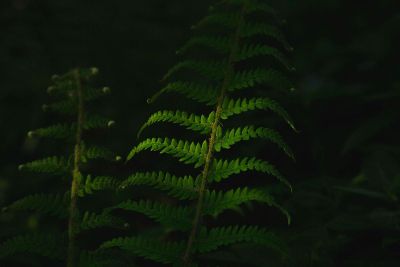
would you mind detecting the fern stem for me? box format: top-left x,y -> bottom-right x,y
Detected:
67,69 -> 84,267
182,3 -> 248,265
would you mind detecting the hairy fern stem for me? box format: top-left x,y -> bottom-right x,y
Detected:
182,3 -> 248,265
67,69 -> 84,267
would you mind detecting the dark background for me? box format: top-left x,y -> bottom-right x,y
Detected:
1,0 -> 399,266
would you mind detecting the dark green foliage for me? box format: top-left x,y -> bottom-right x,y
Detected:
0,68 -> 122,266
101,0 -> 296,266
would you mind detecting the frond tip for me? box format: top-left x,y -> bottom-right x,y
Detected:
195,225 -> 287,256
126,137 -> 208,167
138,110 -> 214,138
100,237 -> 185,264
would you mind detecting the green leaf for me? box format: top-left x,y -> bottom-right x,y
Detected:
215,126 -> 294,160
18,156 -> 70,175
236,44 -> 294,70
108,200 -> 192,231
5,193 -> 68,219
204,187 -> 290,224
79,175 -> 120,197
79,211 -> 126,232
221,97 -> 297,131
195,225 -> 287,256
148,81 -> 218,105
177,36 -> 231,55
138,110 -> 214,138
127,138 -> 207,168
100,236 -> 184,264
0,233 -> 66,260
211,157 -> 292,191
229,68 -> 293,92
28,123 -> 74,140
119,171 -> 198,200
163,60 -> 226,81
241,22 -> 293,51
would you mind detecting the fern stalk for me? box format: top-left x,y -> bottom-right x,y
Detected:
67,69 -> 85,267
182,2 -> 248,265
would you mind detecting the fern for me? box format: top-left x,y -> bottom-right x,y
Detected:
103,0 -> 296,266
0,68 -> 121,267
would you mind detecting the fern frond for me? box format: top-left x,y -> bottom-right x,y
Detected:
78,250 -> 125,267
148,81 -> 219,105
42,100 -> 76,115
84,145 -> 115,161
119,171 -> 198,200
79,175 -> 120,197
127,137 -> 207,167
18,156 -> 70,175
241,22 -> 293,51
229,68 -> 293,92
79,211 -> 125,232
223,0 -> 278,17
5,193 -> 68,219
211,157 -> 292,191
100,236 -> 185,264
193,13 -> 239,30
0,233 -> 66,260
221,97 -> 297,131
236,44 -> 294,70
84,115 -> 114,130
163,60 -> 226,81
177,36 -> 231,55
84,86 -> 111,101
195,225 -> 286,256
203,188 -> 290,224
215,126 -> 294,160
28,123 -> 74,140
138,110 -> 214,137
244,1 -> 277,16
109,200 -> 192,231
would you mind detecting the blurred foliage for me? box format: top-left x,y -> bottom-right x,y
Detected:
1,0 -> 399,266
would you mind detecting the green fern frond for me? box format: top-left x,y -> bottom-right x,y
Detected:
84,115 -> 114,130
243,1 -> 277,16
193,13 -> 239,30
108,200 -> 192,231
241,22 -> 293,51
215,126 -> 294,160
203,188 -> 290,224
119,171 -> 198,200
148,81 -> 219,105
163,60 -> 226,81
116,1 -> 295,265
0,233 -> 66,260
79,211 -> 125,232
138,110 -> 214,138
221,97 -> 297,131
236,44 -> 293,70
42,100 -> 76,115
5,193 -> 68,219
100,236 -> 185,264
84,145 -> 115,161
78,250 -> 125,267
211,157 -> 292,191
79,175 -> 120,197
127,137 -> 207,167
18,156 -> 70,175
195,225 -> 286,256
84,86 -> 111,101
177,36 -> 231,55
229,68 -> 293,92
222,0 -> 279,18
28,123 -> 74,140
